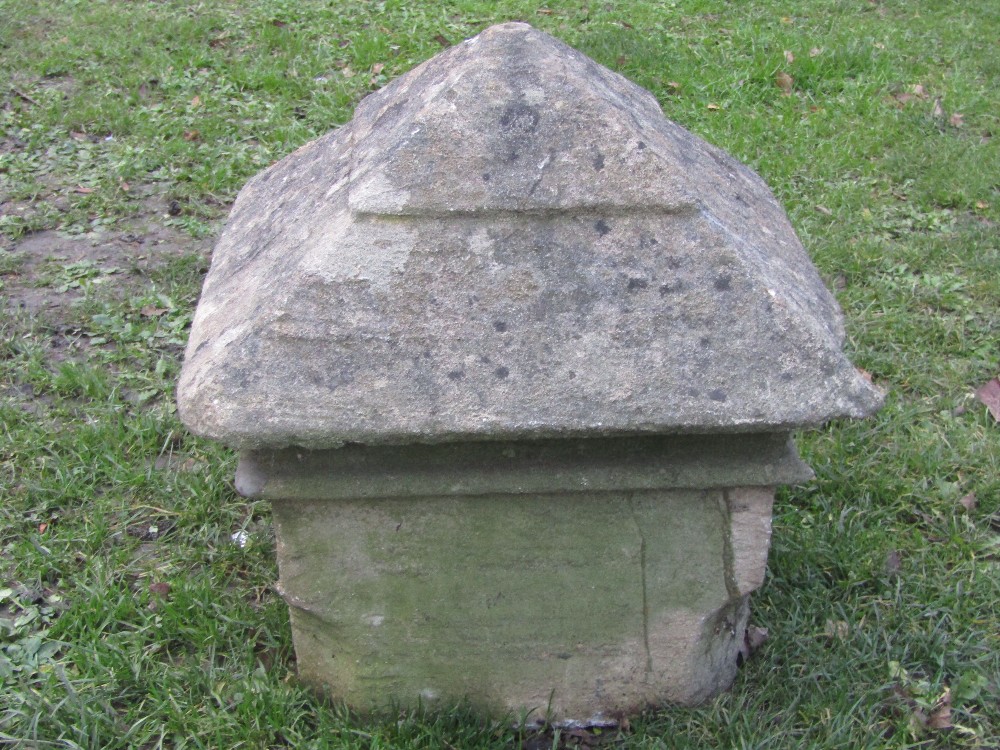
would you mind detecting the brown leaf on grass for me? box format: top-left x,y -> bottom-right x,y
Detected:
706,103 -> 721,111
434,33 -> 451,48
885,550 -> 902,576
183,130 -> 200,141
784,50 -> 795,64
928,688 -> 953,730
371,62 -> 385,75
148,582 -> 170,597
775,71 -> 794,95
70,131 -> 88,141
824,619 -> 849,640
975,200 -> 989,209
809,47 -> 822,57
739,626 -> 769,662
140,305 -> 169,318
74,185 -> 95,194
949,112 -> 964,127
616,55 -> 627,67
975,377 -> 1000,421
747,626 -> 768,650
190,95 -> 201,107
119,180 -> 131,192
958,493 -> 977,512
38,523 -> 48,534
931,98 -> 944,118
536,7 -> 553,14
666,81 -> 681,93
270,18 -> 287,27
815,204 -> 833,216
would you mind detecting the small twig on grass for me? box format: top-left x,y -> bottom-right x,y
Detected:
11,87 -> 40,106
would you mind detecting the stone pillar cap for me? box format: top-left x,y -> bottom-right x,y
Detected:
178,22 -> 882,449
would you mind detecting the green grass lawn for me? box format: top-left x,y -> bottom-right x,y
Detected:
1,1 -> 998,747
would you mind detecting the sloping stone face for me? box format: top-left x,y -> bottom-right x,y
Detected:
177,22 -> 881,450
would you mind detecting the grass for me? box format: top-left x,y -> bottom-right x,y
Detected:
1,0 -> 998,747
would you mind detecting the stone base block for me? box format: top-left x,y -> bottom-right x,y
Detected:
238,436 -> 805,723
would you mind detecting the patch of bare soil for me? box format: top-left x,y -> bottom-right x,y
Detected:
1,187 -> 216,322
3,220 -> 211,317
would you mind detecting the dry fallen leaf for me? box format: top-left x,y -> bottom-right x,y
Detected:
928,688 -> 953,730
74,185 -> 95,194
739,625 -> 769,662
38,523 -> 48,534
434,33 -> 450,48
784,50 -> 795,64
140,305 -> 170,318
536,7 -> 553,14
183,129 -> 200,141
775,70 -> 794,95
119,180 -> 131,192
974,377 -> 1000,421
892,92 -> 915,106
748,626 -> 768,649
975,200 -> 989,209
815,204 -> 833,216
931,97 -> 944,118
707,103 -> 721,111
666,81 -> 681,92
270,18 -> 287,27
885,550 -> 902,576
949,112 -> 964,127
957,493 -> 977,512
190,94 -> 201,107
809,46 -> 822,57
371,62 -> 385,75
148,582 -> 170,597
911,84 -> 928,98
824,619 -> 849,640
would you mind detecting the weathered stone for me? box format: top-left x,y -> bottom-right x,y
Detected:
177,21 -> 882,723
177,22 -> 881,450
246,437 -> 806,719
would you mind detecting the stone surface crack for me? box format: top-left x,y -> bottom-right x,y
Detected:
627,493 -> 653,678
718,490 -> 740,600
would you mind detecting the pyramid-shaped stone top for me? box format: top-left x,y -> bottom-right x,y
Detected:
178,22 -> 882,449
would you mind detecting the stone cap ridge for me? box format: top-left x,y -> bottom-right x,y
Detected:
178,22 -> 883,450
